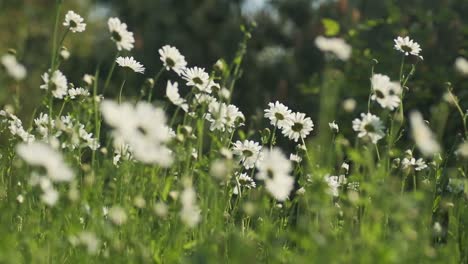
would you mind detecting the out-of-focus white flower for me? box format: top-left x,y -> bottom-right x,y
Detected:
101,100 -> 173,166
342,98 -> 356,112
180,180 -> 201,228
315,36 -> 352,61
108,17 -> 135,51
409,111 -> 441,157
256,148 -> 294,201
454,57 -> 468,76
371,74 -> 402,110
17,142 -> 74,182
1,54 -> 27,80
324,174 -> 347,197
108,206 -> 127,225
401,157 -> 428,171
352,113 -> 385,144
289,153 -> 302,163
329,121 -> 339,133
455,141 -> 468,158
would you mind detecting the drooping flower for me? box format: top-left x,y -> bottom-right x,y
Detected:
315,36 -> 352,61
116,56 -> 145,74
166,81 -> 188,112
394,36 -> 423,59
409,111 -> 440,157
232,140 -> 262,169
63,10 -> 86,33
328,121 -> 339,133
281,112 -> 314,142
108,17 -> 135,51
352,113 -> 385,144
40,70 -> 68,99
233,173 -> 256,195
68,87 -> 90,99
371,74 -> 402,110
256,148 -> 294,201
264,101 -> 292,129
158,45 -> 187,75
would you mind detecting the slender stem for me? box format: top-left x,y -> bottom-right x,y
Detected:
92,69 -> 100,169
50,0 -> 62,70
104,52 -> 120,93
399,55 -> 405,83
148,68 -> 165,102
301,137 -> 311,162
118,77 -> 127,104
57,100 -> 67,117
268,123 -> 278,150
367,62 -> 376,113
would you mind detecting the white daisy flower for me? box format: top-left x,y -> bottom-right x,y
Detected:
281,112 -> 314,142
41,186 -> 59,206
158,45 -> 187,75
205,100 -> 227,131
329,121 -> 339,133
40,70 -> 68,99
324,174 -> 347,197
455,57 -> 468,76
68,87 -> 90,99
225,104 -> 245,132
256,148 -> 294,201
352,113 -> 385,144
409,111 -> 441,157
108,206 -> 127,225
289,153 -> 302,163
63,10 -> 86,33
182,67 -> 210,92
233,173 -> 256,195
394,36 -> 423,59
1,111 -> 35,143
232,140 -> 262,169
1,54 -> 27,81
16,142 -> 74,182
101,100 -> 173,166
166,81 -> 188,112
108,17 -> 135,51
264,101 -> 292,128
371,74 -> 402,110
314,36 -> 352,61
401,157 -> 428,171
116,56 -> 145,74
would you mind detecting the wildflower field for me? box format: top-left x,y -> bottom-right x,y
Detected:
1,1 -> 467,263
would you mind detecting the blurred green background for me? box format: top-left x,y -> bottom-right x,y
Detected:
1,0 -> 467,147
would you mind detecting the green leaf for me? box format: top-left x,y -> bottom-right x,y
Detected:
322,18 -> 340,37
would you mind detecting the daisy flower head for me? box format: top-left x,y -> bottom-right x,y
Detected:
394,36 -> 423,59
371,73 -> 402,110
40,70 -> 68,99
264,101 -> 292,128
329,121 -> 339,133
166,81 -> 188,112
401,157 -> 428,171
158,45 -> 187,75
256,148 -> 294,201
182,67 -> 210,92
454,57 -> 468,76
68,87 -> 90,99
116,56 -> 145,74
108,17 -> 135,51
232,140 -> 262,169
352,113 -> 385,144
324,174 -> 347,197
409,111 -> 441,157
225,104 -> 245,132
63,10 -> 86,33
281,112 -> 314,142
205,100 -> 227,131
233,173 -> 256,195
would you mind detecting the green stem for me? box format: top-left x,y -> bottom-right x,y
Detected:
148,68 -> 165,102
50,0 -> 62,70
399,55 -> 405,84
118,76 -> 127,104
57,100 -> 67,117
268,123 -> 278,150
103,52 -> 120,93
